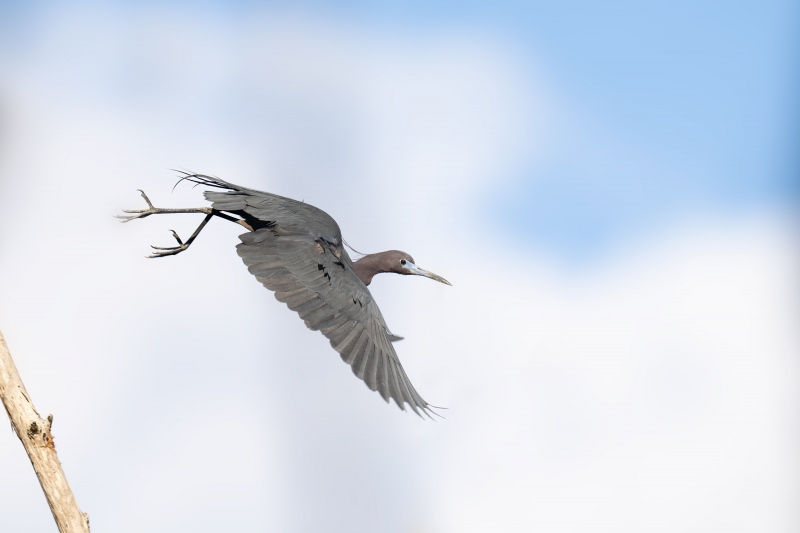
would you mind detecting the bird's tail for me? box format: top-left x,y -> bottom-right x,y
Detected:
171,171 -> 238,192
171,171 -> 257,212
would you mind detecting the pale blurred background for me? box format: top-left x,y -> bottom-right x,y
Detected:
0,2 -> 797,532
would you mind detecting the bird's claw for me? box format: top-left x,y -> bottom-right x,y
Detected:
120,189 -> 212,258
147,244 -> 188,258
116,190 -> 157,222
166,230 -> 183,245
147,229 -> 188,258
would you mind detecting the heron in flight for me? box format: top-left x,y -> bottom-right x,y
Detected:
119,173 -> 450,418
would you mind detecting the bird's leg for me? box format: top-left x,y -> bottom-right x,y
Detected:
117,190 -> 214,221
118,189 -> 253,258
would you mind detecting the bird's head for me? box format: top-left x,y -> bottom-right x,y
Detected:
385,250 -> 452,286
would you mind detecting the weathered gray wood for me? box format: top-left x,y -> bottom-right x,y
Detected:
0,329 -> 89,533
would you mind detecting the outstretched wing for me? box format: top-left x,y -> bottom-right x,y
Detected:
186,174 -> 437,417
237,229 -> 436,417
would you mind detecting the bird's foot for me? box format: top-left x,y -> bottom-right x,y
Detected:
116,190 -> 159,222
118,189 -> 214,258
148,230 -> 189,258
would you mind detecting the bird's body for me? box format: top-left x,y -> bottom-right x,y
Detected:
120,174 -> 450,417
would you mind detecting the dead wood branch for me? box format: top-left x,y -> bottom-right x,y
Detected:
0,329 -> 89,532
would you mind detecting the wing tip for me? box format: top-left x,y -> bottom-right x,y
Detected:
404,399 -> 446,421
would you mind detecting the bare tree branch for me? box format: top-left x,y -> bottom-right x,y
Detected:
0,328 -> 90,532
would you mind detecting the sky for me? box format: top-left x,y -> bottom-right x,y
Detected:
0,1 -> 797,532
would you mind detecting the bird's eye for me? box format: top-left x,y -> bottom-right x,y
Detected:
400,259 -> 407,265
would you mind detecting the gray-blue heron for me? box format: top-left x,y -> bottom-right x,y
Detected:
119,173 -> 450,417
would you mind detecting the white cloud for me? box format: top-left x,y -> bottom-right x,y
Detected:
424,215 -> 799,532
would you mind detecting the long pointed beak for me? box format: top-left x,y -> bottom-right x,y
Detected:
406,262 -> 452,286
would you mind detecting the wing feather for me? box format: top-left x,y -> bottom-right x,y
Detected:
328,320 -> 358,346
387,359 -> 406,410
315,314 -> 349,333
375,354 -> 390,402
342,330 -> 369,367
286,292 -> 319,311
363,345 -> 379,391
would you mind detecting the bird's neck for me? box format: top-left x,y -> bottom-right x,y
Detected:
351,253 -> 390,286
